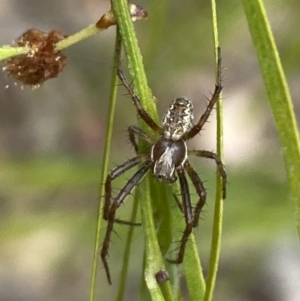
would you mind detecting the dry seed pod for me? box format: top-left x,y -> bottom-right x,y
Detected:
155,270 -> 170,283
96,3 -> 148,29
4,29 -> 67,87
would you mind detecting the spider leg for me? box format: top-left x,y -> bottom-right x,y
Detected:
117,69 -> 164,135
101,159 -> 152,284
128,125 -> 155,154
184,160 -> 207,227
103,155 -> 147,219
183,47 -> 222,140
189,150 -> 227,199
103,154 -> 149,223
167,165 -> 193,264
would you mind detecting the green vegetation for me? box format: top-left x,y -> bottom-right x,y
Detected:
0,0 -> 299,300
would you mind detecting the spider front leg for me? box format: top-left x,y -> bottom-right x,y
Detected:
183,47 -> 222,140
189,150 -> 227,199
128,125 -> 155,154
167,166 -> 194,264
101,156 -> 152,284
117,69 -> 164,135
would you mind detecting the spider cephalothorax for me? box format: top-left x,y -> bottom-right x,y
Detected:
151,136 -> 187,183
101,48 -> 227,284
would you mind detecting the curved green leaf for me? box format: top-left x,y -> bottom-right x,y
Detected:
242,0 -> 300,238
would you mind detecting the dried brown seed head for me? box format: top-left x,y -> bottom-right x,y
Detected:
4,29 -> 67,87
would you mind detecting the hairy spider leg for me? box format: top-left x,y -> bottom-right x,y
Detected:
189,150 -> 227,199
184,161 -> 207,227
101,156 -> 152,284
128,125 -> 155,154
103,154 -> 149,221
117,69 -> 164,135
183,47 -> 222,140
103,155 -> 149,228
167,166 -> 193,264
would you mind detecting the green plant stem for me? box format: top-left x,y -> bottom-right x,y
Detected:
55,24 -> 103,52
89,29 -> 121,301
111,2 -> 157,120
1,7 -> 138,62
0,46 -> 27,62
116,198 -> 139,301
242,0 -> 300,238
204,2 -> 224,301
0,24 -> 102,63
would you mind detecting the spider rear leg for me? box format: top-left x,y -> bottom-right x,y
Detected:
128,125 -> 154,154
167,166 -> 193,264
184,161 -> 207,227
101,157 -> 152,284
189,150 -> 227,199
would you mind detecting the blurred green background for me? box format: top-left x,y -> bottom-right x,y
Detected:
0,0 -> 300,300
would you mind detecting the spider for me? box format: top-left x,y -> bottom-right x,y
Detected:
101,47 -> 227,284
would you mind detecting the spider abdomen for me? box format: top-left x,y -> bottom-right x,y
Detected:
151,136 -> 187,183
162,97 -> 194,140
